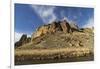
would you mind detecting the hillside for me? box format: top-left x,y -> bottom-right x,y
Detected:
15,19 -> 94,65
15,19 -> 93,49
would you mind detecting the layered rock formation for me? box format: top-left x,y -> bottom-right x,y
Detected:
31,19 -> 78,41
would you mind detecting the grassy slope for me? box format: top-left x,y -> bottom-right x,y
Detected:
15,30 -> 94,65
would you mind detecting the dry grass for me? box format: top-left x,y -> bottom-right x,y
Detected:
15,47 -> 93,62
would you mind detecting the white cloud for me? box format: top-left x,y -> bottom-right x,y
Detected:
15,32 -> 31,42
15,32 -> 23,42
82,17 -> 94,28
31,5 -> 57,23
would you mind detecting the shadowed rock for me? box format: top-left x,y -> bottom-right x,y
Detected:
15,34 -> 31,48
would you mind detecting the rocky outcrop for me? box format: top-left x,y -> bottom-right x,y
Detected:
15,19 -> 80,47
60,20 -> 71,33
31,21 -> 62,41
15,34 -> 31,48
31,19 -> 79,41
17,28 -> 93,49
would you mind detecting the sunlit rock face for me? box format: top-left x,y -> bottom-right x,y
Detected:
31,19 -> 77,40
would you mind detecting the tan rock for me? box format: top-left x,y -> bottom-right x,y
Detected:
60,20 -> 70,33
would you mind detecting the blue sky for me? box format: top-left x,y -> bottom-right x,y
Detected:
15,3 -> 94,42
